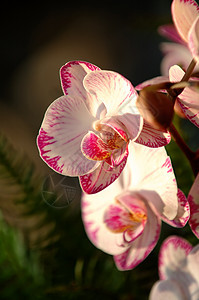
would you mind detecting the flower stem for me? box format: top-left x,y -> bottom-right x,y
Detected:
169,123 -> 199,177
181,58 -> 197,82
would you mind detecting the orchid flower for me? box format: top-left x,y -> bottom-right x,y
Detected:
149,236 -> 199,300
81,142 -> 189,270
136,64 -> 199,128
169,64 -> 199,127
188,172 -> 199,239
37,61 -> 170,194
172,0 -> 199,63
158,0 -> 199,74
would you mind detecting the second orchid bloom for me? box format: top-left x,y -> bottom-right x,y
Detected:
82,143 -> 190,270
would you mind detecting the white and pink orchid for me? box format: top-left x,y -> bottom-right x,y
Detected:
81,143 -> 189,270
159,0 -> 199,74
37,61 -> 170,194
150,236 -> 199,300
188,172 -> 199,239
172,0 -> 199,63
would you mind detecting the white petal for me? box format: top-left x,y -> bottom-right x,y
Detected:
188,173 -> 199,238
37,95 -> 98,176
81,182 -> 125,255
126,142 -> 178,220
188,16 -> 199,62
188,245 -> 199,285
79,150 -> 128,194
160,42 -> 194,75
60,60 -> 106,118
114,203 -> 161,270
171,0 -> 199,42
159,236 -> 192,280
169,65 -> 199,127
149,280 -> 185,300
83,70 -> 138,116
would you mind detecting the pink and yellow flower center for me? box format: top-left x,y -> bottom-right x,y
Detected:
104,195 -> 147,243
81,120 -> 129,163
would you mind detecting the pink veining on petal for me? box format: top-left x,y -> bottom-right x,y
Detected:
188,194 -> 199,238
162,189 -> 190,228
60,60 -> 100,95
81,131 -> 111,161
37,128 -> 64,173
171,0 -> 199,43
80,156 -> 127,194
84,221 -> 99,244
161,157 -> 173,173
135,121 -> 171,148
114,221 -> 161,270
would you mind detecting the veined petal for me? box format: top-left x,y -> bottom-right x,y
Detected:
103,203 -> 145,244
171,0 -> 199,43
60,61 -> 106,119
79,151 -> 128,194
83,70 -> 137,116
158,236 -> 192,280
188,173 -> 199,238
37,95 -> 98,176
81,183 -> 126,256
126,142 -> 178,220
114,203 -> 161,270
81,131 -> 111,161
161,189 -> 190,227
149,280 -> 185,300
134,121 -> 171,148
188,16 -> 199,62
113,192 -> 148,242
136,76 -> 169,91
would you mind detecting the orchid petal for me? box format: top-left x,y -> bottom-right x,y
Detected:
188,16 -> 199,62
149,280 -> 185,300
171,0 -> 199,43
114,203 -> 161,270
81,131 -> 111,161
158,24 -> 186,44
158,236 -> 199,299
60,61 -> 106,119
134,121 -> 171,148
126,142 -> 178,220
162,189 -> 190,227
113,192 -> 147,242
81,183 -> 125,255
135,76 -> 169,91
158,236 -> 192,280
83,70 -> 138,116
160,42 -> 194,75
79,148 -> 128,194
188,173 -> 199,238
188,244 -> 199,285
37,95 -> 98,176
169,65 -> 199,127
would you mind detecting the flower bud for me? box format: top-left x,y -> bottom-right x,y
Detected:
136,89 -> 174,131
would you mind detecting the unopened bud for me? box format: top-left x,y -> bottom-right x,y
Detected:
136,89 -> 174,131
